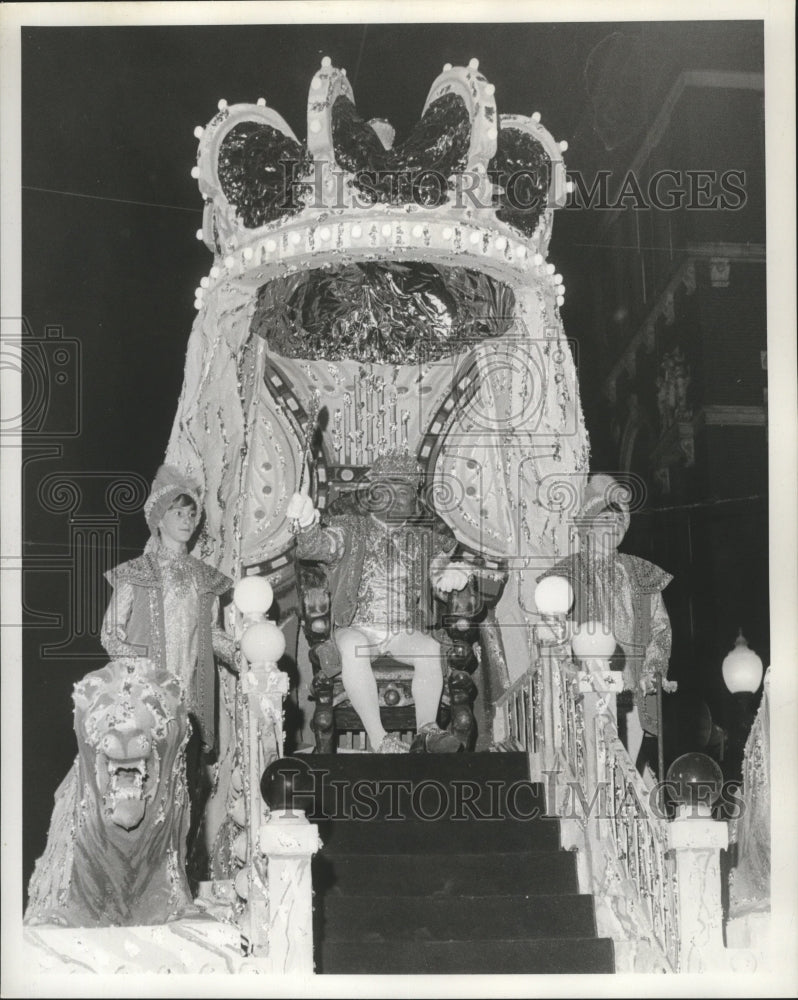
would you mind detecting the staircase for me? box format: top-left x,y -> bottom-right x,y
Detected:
302,751 -> 615,974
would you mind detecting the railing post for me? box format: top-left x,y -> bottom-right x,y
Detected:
668,812 -> 729,972
241,659 -> 290,954
259,810 -> 321,974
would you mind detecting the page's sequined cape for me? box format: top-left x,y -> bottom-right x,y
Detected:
103,553 -> 231,752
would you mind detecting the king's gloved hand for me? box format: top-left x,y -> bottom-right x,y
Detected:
436,568 -> 470,594
287,492 -> 317,528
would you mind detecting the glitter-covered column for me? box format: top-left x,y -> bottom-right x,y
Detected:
258,811 -> 321,974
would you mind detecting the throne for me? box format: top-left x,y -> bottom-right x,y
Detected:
297,470 -> 506,753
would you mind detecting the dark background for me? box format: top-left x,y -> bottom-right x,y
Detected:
20,21 -> 767,894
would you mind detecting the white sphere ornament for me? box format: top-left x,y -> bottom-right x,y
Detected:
234,866 -> 250,901
234,576 -> 274,616
722,630 -> 764,693
229,796 -> 247,829
218,99 -> 228,111
232,830 -> 248,865
571,621 -> 616,660
193,125 -> 204,139
241,621 -> 286,665
321,56 -> 332,68
469,58 -> 479,70
195,229 -> 204,241
257,97 -> 266,106
230,766 -> 244,794
534,575 -> 574,616
190,166 -> 200,179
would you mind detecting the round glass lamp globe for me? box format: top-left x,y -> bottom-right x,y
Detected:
571,620 -> 615,659
666,752 -> 724,811
722,631 -> 763,693
234,576 -> 274,617
241,621 -> 286,664
261,756 -> 315,813
534,575 -> 574,616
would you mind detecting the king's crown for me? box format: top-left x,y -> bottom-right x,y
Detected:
190,57 -> 570,296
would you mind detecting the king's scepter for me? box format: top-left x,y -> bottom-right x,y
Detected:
290,391 -> 321,533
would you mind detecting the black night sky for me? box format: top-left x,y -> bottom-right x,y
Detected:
20,20 -> 766,890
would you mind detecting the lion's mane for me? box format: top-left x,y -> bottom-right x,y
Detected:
25,659 -> 196,927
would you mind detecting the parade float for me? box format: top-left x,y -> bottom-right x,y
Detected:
24,58 -> 749,977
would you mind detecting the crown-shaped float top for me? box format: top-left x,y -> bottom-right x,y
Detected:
190,58 -> 570,299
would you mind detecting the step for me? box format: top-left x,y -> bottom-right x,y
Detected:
319,936 -> 616,975
278,752 -> 538,819
306,776 -> 545,823
296,751 -> 530,784
313,850 -> 579,896
316,815 -> 560,854
319,893 -> 598,942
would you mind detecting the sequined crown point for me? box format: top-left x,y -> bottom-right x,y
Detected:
191,57 -> 569,298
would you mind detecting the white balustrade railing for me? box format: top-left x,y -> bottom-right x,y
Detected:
493,646 -> 729,974
492,666 -> 538,753
594,707 -> 681,970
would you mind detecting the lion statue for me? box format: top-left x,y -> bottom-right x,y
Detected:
25,658 -> 197,927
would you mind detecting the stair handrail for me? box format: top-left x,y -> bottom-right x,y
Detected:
494,647 -> 729,973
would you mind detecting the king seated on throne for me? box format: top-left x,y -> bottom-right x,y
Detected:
287,451 -> 471,754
